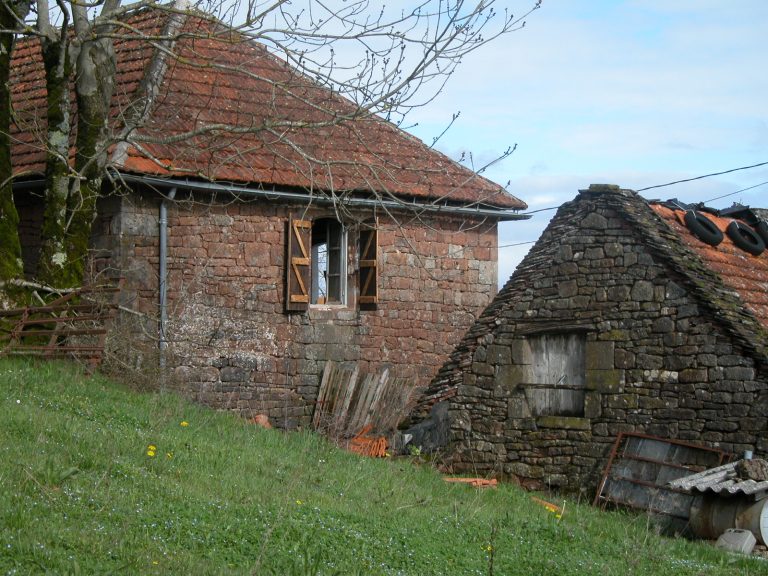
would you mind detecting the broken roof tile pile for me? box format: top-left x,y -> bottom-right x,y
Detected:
10,8 -> 525,210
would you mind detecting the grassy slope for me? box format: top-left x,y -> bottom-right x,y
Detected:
0,358 -> 764,575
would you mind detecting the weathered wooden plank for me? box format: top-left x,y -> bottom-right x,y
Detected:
361,367 -> 390,431
313,360 -> 419,442
331,365 -> 359,437
312,361 -> 336,429
346,372 -> 377,435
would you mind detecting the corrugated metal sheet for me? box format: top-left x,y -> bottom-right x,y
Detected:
669,461 -> 768,497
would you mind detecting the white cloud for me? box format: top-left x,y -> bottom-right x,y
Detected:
404,1 -> 768,286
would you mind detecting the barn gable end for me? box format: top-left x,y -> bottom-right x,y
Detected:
420,185 -> 768,491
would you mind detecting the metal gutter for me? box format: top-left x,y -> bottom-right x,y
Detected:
113,172 -> 531,221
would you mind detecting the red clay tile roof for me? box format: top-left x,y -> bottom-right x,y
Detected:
10,8 -> 525,210
650,204 -> 768,328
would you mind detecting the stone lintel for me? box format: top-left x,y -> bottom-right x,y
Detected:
536,416 -> 591,431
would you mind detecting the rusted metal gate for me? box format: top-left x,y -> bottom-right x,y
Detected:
0,280 -> 123,370
593,432 -> 729,532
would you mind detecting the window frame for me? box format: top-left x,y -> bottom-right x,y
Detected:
285,214 -> 380,313
310,218 -> 348,306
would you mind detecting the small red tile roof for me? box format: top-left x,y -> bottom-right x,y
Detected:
651,204 -> 768,328
10,8 -> 525,211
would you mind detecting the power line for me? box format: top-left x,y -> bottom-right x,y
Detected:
636,160 -> 768,192
503,163 -> 768,249
501,176 -> 768,251
521,205 -> 559,215
703,180 -> 768,204
499,240 -> 537,249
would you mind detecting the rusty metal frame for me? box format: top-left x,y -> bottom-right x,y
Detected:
593,432 -> 729,510
0,280 -> 123,370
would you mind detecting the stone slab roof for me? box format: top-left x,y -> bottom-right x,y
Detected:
417,185 -> 768,412
10,8 -> 525,210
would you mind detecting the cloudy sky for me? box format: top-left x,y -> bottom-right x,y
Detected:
405,0 -> 768,285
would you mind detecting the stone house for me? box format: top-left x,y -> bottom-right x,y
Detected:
9,8 -> 527,427
416,184 -> 768,491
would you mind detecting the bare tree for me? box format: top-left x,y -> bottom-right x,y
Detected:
1,0 -> 540,291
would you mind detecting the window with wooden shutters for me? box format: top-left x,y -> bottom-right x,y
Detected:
311,218 -> 346,305
285,217 -> 311,312
359,226 -> 378,306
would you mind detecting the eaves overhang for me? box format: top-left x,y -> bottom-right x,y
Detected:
12,173 -> 529,222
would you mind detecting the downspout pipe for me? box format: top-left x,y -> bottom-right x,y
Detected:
159,187 -> 176,368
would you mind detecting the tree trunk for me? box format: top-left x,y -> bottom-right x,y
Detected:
36,32 -> 74,285
52,7 -> 119,287
0,1 -> 31,283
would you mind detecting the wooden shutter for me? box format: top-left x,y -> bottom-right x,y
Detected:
285,216 -> 311,312
359,225 -> 378,306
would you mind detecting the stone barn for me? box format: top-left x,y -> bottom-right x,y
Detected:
9,8 -> 528,427
415,184 -> 768,491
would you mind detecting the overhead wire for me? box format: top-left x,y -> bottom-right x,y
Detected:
636,160 -> 768,192
498,240 -> 537,249
501,160 -> 768,250
703,180 -> 768,204
515,160 -> 768,216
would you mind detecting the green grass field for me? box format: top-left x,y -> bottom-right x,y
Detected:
0,357 -> 765,575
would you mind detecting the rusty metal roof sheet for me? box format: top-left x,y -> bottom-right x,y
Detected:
669,461 -> 768,497
10,9 -> 525,211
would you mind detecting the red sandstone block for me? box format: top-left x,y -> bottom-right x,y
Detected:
243,243 -> 271,267
261,231 -> 281,245
473,246 -> 491,260
227,266 -> 250,277
208,242 -> 239,259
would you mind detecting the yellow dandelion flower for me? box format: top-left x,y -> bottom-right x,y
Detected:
148,444 -> 157,451
180,421 -> 189,427
296,499 -> 303,505
147,450 -> 156,457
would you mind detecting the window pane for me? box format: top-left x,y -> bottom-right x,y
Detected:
311,219 -> 345,305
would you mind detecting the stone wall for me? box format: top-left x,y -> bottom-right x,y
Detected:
96,187 -> 499,428
442,189 -> 768,492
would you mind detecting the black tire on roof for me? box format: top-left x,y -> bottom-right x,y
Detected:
726,220 -> 766,256
755,220 -> 768,246
684,210 -> 723,246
